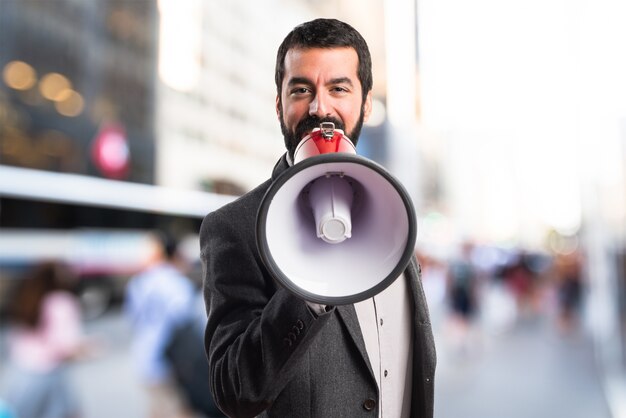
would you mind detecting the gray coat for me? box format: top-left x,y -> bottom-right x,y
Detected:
200,155 -> 436,418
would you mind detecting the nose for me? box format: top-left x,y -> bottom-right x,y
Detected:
309,93 -> 329,117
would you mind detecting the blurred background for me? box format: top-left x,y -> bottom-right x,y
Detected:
0,0 -> 625,417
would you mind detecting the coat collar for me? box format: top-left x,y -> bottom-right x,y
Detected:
271,153 -> 290,181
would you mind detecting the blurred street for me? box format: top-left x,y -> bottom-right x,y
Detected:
434,316 -> 611,418
0,308 -> 148,418
0,306 -> 612,418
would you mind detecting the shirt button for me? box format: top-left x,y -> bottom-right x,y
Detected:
384,370 -> 388,377
363,398 -> 376,411
380,318 -> 384,326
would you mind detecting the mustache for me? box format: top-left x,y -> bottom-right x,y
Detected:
294,115 -> 346,141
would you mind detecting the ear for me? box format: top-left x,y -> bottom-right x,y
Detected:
275,95 -> 281,120
362,91 -> 373,123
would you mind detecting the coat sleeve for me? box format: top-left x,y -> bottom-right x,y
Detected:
200,206 -> 333,418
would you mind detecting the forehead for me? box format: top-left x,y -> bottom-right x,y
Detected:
282,47 -> 360,84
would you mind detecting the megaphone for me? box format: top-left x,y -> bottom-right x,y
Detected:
256,123 -> 417,305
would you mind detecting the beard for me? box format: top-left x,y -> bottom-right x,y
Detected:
279,105 -> 366,161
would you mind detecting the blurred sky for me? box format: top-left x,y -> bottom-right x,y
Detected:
416,0 -> 626,247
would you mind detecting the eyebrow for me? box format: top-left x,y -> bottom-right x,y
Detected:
286,76 -> 355,88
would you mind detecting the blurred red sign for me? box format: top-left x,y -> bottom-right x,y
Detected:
91,124 -> 130,179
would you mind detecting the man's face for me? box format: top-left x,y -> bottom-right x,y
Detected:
277,47 -> 372,160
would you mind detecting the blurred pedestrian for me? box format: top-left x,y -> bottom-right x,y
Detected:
125,233 -> 202,418
445,242 -> 479,355
2,261 -> 89,418
554,248 -> 584,334
502,252 -> 537,318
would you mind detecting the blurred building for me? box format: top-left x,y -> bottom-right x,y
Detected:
155,0 -> 304,193
0,0 -> 158,183
0,0 -> 174,316
0,0 -> 160,230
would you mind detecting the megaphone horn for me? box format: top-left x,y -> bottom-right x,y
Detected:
256,124 -> 417,305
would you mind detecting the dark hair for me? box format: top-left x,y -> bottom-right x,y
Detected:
163,235 -> 179,260
275,18 -> 373,102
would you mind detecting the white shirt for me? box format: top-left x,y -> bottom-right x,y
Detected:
354,273 -> 413,418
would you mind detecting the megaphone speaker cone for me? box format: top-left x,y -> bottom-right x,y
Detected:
256,153 -> 417,305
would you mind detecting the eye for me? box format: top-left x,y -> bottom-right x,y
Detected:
290,87 -> 311,95
330,86 -> 349,94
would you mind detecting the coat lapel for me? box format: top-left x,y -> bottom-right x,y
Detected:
335,260 -> 423,386
336,304 -> 375,378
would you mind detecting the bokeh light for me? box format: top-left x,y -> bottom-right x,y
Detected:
54,90 -> 84,117
39,72 -> 72,101
2,61 -> 37,91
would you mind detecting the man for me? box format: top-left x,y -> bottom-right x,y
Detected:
200,18 -> 436,418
